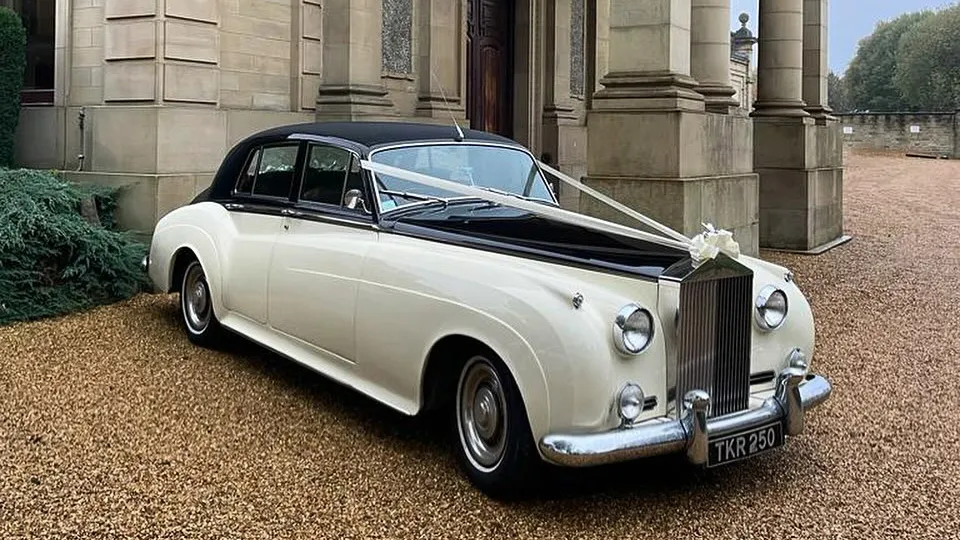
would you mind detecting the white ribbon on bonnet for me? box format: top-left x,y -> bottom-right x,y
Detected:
360,157 -> 741,266
536,161 -> 742,267
688,223 -> 741,267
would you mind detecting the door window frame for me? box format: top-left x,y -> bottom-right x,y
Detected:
231,141 -> 306,205
290,142 -> 377,225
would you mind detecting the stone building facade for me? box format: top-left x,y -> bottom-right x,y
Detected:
10,0 -> 844,253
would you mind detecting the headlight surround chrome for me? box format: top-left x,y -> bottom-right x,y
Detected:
613,304 -> 654,355
755,285 -> 788,330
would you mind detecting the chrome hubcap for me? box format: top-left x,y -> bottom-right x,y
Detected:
457,357 -> 507,471
183,264 -> 211,333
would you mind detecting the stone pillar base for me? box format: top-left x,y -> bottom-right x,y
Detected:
541,107 -> 587,211
593,72 -> 706,112
751,100 -> 809,118
804,105 -> 837,125
415,95 -> 466,120
315,84 -> 395,121
756,116 -> 845,250
698,83 -> 739,114
584,105 -> 759,256
758,166 -> 844,251
581,173 -> 760,256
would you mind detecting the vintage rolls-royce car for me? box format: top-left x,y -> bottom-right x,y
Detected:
144,121 -> 832,497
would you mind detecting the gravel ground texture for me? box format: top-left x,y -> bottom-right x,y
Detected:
2,151 -> 959,539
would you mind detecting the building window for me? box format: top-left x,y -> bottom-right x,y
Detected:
569,0 -> 585,98
1,0 -> 55,105
381,0 -> 413,75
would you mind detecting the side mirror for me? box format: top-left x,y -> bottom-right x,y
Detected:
344,189 -> 368,213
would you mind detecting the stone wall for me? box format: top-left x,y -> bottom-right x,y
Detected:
839,112 -> 959,157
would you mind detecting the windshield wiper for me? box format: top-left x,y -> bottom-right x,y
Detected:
379,189 -> 451,207
473,186 -> 557,207
474,186 -> 528,201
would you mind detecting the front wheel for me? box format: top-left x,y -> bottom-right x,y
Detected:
180,259 -> 223,347
452,353 -> 540,498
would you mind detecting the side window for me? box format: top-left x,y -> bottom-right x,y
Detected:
252,144 -> 300,199
235,148 -> 261,194
300,144 -> 360,207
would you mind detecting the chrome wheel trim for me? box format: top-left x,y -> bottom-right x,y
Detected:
456,356 -> 508,473
182,263 -> 211,335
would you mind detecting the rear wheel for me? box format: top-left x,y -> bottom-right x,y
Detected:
452,352 -> 540,498
180,259 -> 223,347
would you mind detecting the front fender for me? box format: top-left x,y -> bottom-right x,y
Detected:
354,233 -> 664,443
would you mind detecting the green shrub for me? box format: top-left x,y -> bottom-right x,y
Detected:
0,168 -> 152,325
0,7 -> 26,168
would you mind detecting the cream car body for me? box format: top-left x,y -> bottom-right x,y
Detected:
146,122 -> 832,495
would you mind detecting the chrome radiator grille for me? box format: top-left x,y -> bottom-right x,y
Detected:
675,269 -> 753,418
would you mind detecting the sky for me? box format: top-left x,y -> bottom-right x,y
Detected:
729,0 -> 958,74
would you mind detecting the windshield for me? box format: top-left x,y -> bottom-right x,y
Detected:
369,143 -> 556,212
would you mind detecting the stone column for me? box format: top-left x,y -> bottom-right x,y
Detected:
803,0 -> 832,121
585,0 -> 759,256
315,0 -> 393,119
690,0 -> 738,113
543,0 -> 574,115
542,0 -> 587,211
752,0 -> 808,117
754,0 -> 846,252
596,0 -> 704,111
415,0 -> 463,119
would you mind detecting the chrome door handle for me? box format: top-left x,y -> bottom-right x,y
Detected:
224,203 -> 244,210
280,208 -> 303,217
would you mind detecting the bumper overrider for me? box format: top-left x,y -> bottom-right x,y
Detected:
539,368 -> 832,467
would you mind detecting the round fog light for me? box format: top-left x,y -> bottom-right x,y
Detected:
618,383 -> 645,423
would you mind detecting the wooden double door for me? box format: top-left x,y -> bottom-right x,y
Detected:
466,0 -> 514,137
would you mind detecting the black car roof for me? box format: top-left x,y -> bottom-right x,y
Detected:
245,121 -> 521,149
203,121 -> 526,202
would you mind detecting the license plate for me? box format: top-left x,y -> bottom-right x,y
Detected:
707,422 -> 784,468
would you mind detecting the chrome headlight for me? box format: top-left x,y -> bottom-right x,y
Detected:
617,383 -> 645,423
613,304 -> 654,355
755,285 -> 788,330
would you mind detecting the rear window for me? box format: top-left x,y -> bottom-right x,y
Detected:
234,143 -> 301,199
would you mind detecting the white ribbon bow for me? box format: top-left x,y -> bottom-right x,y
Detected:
689,223 -> 741,266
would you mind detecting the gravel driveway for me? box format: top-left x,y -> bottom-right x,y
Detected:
2,152 -> 958,539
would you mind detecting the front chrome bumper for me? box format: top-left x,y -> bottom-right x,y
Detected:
539,369 -> 832,467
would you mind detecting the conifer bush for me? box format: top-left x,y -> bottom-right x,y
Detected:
0,168 -> 151,325
0,7 -> 26,167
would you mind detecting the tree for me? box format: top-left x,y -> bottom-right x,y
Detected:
845,10 -> 934,111
828,72 -> 850,113
895,5 -> 960,111
0,7 -> 26,167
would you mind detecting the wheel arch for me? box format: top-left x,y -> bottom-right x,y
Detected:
418,332 -> 550,443
168,247 -> 198,294
158,230 -> 225,320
